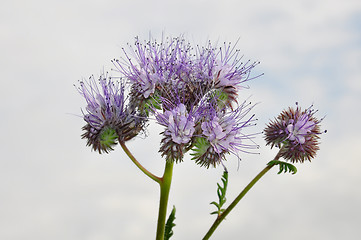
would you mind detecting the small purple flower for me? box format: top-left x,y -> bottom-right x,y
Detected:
201,115 -> 237,154
198,41 -> 262,105
286,114 -> 316,144
264,104 -> 325,163
156,103 -> 195,144
156,102 -> 198,162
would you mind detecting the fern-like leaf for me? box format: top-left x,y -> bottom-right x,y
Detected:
268,160 -> 297,174
210,170 -> 228,216
164,206 -> 176,240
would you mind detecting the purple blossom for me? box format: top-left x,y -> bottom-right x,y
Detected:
113,36 -> 195,99
264,104 -> 325,163
212,61 -> 237,87
113,37 -> 261,109
201,102 -> 258,155
78,74 -> 146,153
79,75 -> 125,128
190,101 -> 258,168
201,115 -> 236,154
155,101 -> 200,162
78,74 -> 125,153
286,114 -> 316,144
197,41 -> 262,105
156,103 -> 196,144
136,68 -> 157,98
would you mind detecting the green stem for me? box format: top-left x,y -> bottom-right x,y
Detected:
202,149 -> 284,240
156,161 -> 174,240
119,141 -> 161,184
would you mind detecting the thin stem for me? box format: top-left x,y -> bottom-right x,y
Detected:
156,161 -> 174,240
202,149 -> 284,240
119,141 -> 162,184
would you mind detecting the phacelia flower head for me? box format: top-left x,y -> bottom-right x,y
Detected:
198,41 -> 262,107
157,103 -> 195,144
113,36 -> 198,100
155,100 -> 199,162
191,101 -> 259,168
78,74 -> 145,153
264,103 -> 325,163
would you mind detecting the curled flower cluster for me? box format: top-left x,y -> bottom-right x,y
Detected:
77,74 -> 146,153
78,35 -> 260,167
264,103 -> 325,163
192,101 -> 258,167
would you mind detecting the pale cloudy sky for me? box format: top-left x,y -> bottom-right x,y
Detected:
1,0 -> 361,239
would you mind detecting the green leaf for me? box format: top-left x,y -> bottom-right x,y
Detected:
210,201 -> 220,208
210,170 -> 229,216
268,160 -> 297,175
164,206 -> 176,240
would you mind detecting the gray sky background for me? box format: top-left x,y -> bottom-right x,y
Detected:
1,0 -> 361,239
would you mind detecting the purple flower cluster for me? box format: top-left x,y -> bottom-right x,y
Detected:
78,35 -> 260,166
78,74 -> 145,153
264,104 -> 325,163
113,37 -> 260,107
153,98 -> 257,166
201,103 -> 256,155
191,101 -> 258,167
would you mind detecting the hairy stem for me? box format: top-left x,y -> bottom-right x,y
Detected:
156,161 -> 174,240
119,141 -> 161,184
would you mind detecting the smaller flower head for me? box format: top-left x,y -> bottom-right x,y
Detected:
156,102 -> 197,162
162,103 -> 195,144
78,74 -> 125,153
264,103 -> 325,163
198,41 -> 262,107
192,101 -> 258,168
78,74 -> 145,153
113,36 -> 195,101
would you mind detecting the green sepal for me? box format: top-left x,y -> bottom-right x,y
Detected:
143,94 -> 162,116
164,205 -> 176,240
268,160 -> 297,174
190,137 -> 210,160
99,127 -> 118,151
206,89 -> 229,110
215,90 -> 229,109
